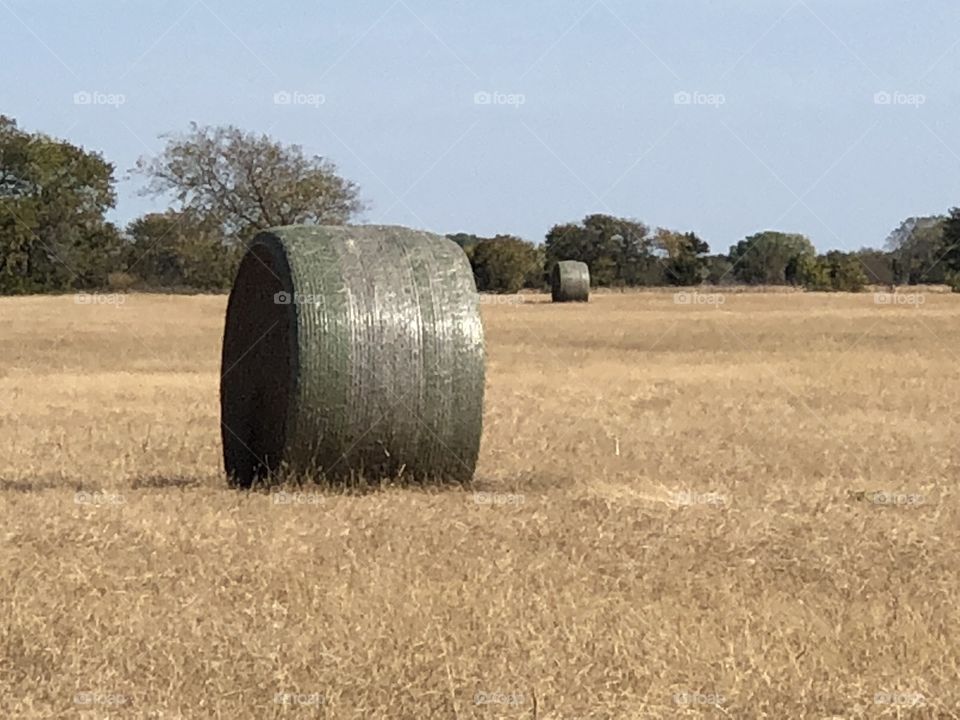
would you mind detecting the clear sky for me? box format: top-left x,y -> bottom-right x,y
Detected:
2,0 -> 958,253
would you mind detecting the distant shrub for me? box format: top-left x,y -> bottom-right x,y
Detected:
800,252 -> 867,292
123,211 -> 239,291
703,255 -> 734,285
797,255 -> 831,291
470,235 -> 541,293
823,251 -> 867,292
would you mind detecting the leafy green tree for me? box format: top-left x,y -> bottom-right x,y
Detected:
855,248 -> 895,286
0,116 -> 119,293
797,252 -> 867,291
544,214 -> 658,287
135,123 -> 364,243
937,208 -> 960,290
469,235 -> 541,292
728,231 -> 816,285
447,233 -> 483,251
447,232 -> 483,267
530,243 -> 546,289
822,251 -> 868,292
653,228 -> 710,285
885,215 -> 946,284
796,255 -> 831,291
123,210 -> 240,290
703,255 -> 734,285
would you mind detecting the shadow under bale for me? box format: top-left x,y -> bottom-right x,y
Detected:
129,475 -> 204,490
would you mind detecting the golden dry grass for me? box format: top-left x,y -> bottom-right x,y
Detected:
1,290 -> 958,719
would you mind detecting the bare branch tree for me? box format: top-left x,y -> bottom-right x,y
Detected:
134,123 -> 365,241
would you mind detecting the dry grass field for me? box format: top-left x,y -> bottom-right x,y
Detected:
2,290 -> 959,719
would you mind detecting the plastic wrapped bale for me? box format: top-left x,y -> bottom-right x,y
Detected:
551,260 -> 590,302
220,225 -> 485,488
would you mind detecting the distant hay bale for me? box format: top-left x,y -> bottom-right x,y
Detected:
551,261 -> 590,302
220,225 -> 485,488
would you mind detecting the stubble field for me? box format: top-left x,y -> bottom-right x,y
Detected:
1,291 -> 958,719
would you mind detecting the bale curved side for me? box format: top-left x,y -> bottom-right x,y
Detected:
551,260 -> 590,302
220,225 -> 485,487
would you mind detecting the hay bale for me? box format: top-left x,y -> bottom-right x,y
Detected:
551,260 -> 590,302
220,225 -> 485,488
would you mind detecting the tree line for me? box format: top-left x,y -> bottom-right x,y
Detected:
2,115 -> 959,294
455,214 -> 960,293
0,117 -> 361,293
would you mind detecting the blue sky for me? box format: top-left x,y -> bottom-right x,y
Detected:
1,0 -> 958,253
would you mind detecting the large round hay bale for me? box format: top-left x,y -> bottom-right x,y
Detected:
220,225 -> 485,488
551,260 -> 590,302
